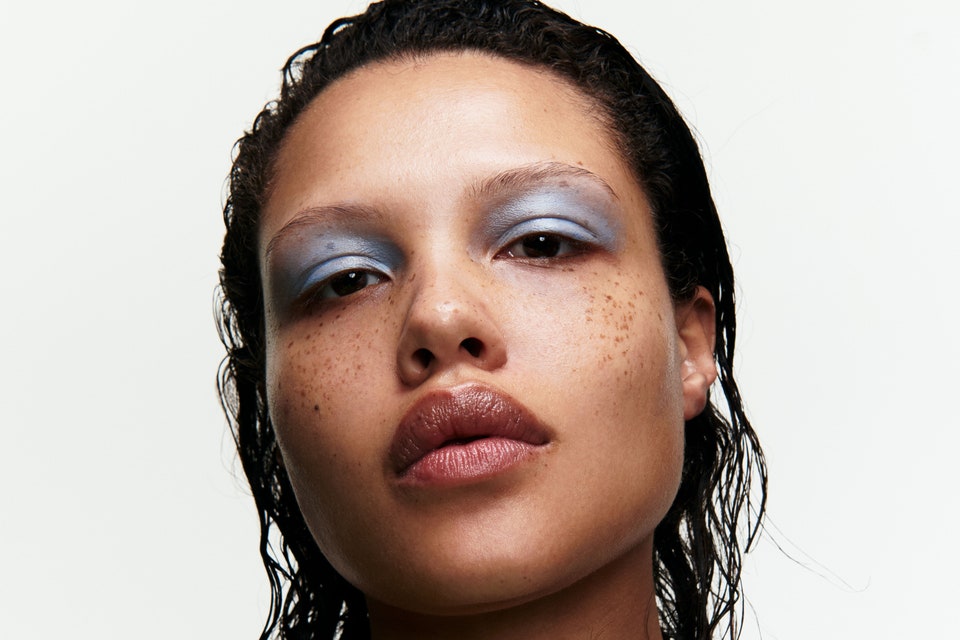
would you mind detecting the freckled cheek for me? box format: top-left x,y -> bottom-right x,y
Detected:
603,288 -> 673,375
577,279 -> 685,491
266,321 -> 395,476
527,271 -> 669,362
549,272 -> 680,415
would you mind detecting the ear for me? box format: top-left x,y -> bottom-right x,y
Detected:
675,286 -> 718,421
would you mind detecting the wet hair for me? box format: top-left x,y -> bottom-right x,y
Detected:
217,1 -> 767,638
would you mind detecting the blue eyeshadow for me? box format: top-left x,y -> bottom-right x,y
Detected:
269,233 -> 402,306
485,189 -> 621,252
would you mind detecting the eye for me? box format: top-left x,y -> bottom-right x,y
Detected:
310,269 -> 386,301
293,254 -> 393,311
493,216 -> 599,261
498,232 -> 590,260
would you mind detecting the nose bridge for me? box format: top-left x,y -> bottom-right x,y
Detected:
396,251 -> 507,385
414,256 -> 481,322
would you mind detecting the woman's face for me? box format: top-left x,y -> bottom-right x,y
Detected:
259,53 -> 715,615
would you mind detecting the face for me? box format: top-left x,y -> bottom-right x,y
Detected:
259,53 -> 715,616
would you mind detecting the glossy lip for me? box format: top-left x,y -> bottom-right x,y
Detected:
389,384 -> 553,486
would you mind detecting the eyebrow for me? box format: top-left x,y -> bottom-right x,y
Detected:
472,161 -> 620,202
263,203 -> 385,260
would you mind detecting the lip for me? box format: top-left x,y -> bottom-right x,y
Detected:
389,384 -> 552,486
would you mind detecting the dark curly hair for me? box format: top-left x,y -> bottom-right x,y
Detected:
217,1 -> 767,638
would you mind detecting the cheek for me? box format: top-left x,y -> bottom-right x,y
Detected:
522,266 -> 684,494
264,315 -> 395,499
585,281 -> 685,533
265,319 -> 401,572
506,265 -> 681,406
584,280 -> 683,448
267,308 -> 393,421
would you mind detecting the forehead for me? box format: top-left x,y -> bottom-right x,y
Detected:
261,51 -> 641,245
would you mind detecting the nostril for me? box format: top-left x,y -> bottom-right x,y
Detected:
413,348 -> 434,370
460,337 -> 483,358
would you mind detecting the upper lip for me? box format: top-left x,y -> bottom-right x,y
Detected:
389,384 -> 552,476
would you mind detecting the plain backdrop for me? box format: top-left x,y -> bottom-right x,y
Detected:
2,0 -> 957,637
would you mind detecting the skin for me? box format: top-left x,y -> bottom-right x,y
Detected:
259,52 -> 717,639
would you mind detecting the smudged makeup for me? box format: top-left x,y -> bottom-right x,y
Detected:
264,169 -> 623,321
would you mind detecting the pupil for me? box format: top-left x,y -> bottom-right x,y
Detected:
330,271 -> 367,297
522,234 -> 561,258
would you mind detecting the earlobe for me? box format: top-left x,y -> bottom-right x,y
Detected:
676,286 -> 718,421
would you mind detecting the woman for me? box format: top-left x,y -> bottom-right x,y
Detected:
217,1 -> 766,638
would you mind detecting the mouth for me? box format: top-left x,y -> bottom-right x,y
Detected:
389,384 -> 552,486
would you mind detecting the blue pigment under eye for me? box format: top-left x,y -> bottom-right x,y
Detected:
486,189 -> 622,252
269,233 -> 402,306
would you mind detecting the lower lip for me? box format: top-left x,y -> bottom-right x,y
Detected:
399,437 -> 543,486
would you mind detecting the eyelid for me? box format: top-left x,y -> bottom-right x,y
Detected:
294,255 -> 394,299
494,217 -> 600,250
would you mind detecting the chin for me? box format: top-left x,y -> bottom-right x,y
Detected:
354,504 -> 662,618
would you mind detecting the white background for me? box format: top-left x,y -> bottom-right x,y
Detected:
2,0 -> 957,637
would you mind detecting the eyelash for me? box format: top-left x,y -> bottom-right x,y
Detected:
296,257 -> 392,308
308,269 -> 387,301
496,232 -> 591,260
494,217 -> 599,261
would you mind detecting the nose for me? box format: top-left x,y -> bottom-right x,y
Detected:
396,266 -> 508,387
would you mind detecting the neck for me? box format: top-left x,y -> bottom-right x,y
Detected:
367,540 -> 663,640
